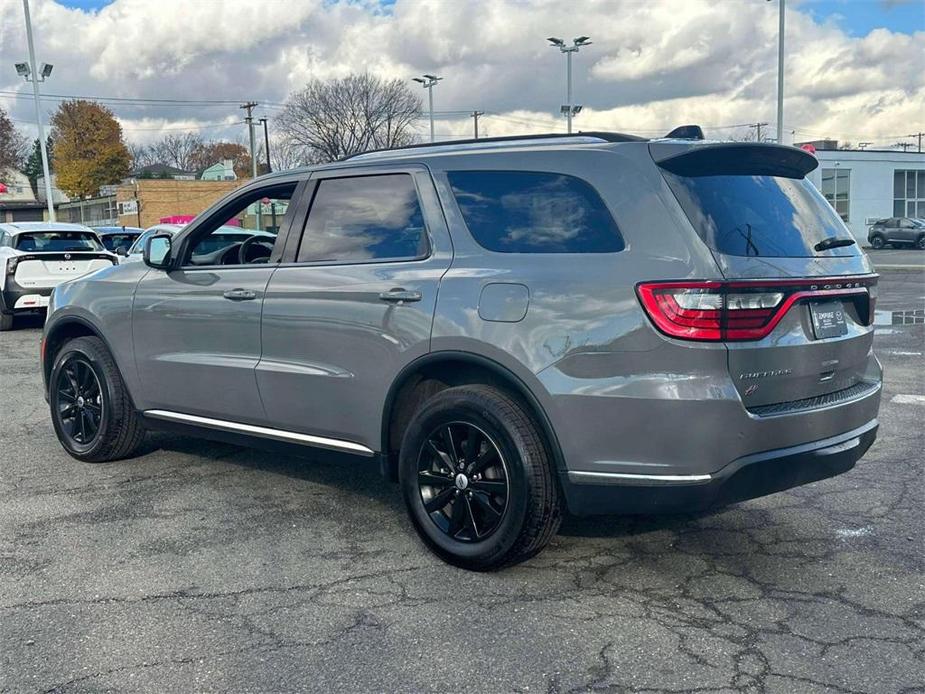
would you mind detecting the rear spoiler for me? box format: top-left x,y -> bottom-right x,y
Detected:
653,142 -> 818,179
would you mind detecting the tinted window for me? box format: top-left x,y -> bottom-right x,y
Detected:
297,175 -> 428,263
663,173 -> 858,258
448,171 -> 624,253
101,234 -> 137,252
15,231 -> 103,252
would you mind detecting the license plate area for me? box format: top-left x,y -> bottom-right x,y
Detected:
809,301 -> 848,339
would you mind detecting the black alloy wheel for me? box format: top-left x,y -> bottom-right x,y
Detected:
49,336 -> 146,462
55,356 -> 104,447
416,421 -> 509,542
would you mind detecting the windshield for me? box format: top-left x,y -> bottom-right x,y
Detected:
663,173 -> 858,258
15,231 -> 103,253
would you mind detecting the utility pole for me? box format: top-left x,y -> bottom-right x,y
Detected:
412,75 -> 442,143
894,142 -> 914,152
240,101 -> 261,229
749,122 -> 770,142
20,0 -> 55,221
907,132 -> 924,153
259,117 -> 271,173
471,111 -> 484,139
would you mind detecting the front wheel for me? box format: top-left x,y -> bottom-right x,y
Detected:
399,385 -> 561,571
869,235 -> 885,250
49,336 -> 146,462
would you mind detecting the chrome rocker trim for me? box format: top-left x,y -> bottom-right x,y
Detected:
144,410 -> 376,456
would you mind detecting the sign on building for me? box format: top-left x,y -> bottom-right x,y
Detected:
118,199 -> 138,216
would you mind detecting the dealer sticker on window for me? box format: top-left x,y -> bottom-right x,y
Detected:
810,302 -> 848,339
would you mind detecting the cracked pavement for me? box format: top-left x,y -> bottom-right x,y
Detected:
0,270 -> 922,693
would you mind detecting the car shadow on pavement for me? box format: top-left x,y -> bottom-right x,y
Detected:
142,431 -> 405,512
558,508 -> 722,539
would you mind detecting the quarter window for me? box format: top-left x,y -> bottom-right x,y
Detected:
447,171 -> 624,253
297,174 -> 428,263
820,168 -> 850,222
893,170 -> 925,218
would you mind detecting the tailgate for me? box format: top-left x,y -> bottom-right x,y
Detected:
651,141 -> 879,410
12,253 -> 115,288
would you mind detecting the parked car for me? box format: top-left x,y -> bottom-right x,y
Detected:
867,217 -> 925,249
0,222 -> 117,331
91,226 -> 143,256
41,133 -> 881,570
121,224 -> 274,264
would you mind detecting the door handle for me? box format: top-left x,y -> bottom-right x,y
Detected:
223,288 -> 257,301
378,288 -> 422,303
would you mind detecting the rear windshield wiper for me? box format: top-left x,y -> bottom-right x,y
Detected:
814,237 -> 856,252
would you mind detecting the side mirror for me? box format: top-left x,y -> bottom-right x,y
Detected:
115,246 -> 127,257
144,234 -> 172,269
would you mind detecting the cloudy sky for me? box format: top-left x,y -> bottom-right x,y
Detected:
0,0 -> 922,149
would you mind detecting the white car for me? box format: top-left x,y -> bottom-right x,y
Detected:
0,222 -> 117,331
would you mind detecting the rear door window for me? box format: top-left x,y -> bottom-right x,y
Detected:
662,172 -> 858,257
447,171 -> 624,253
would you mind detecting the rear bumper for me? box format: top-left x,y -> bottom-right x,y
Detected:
561,419 -> 878,515
1,281 -> 53,313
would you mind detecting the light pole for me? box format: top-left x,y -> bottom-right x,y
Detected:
259,117 -> 271,173
768,0 -> 786,145
412,74 -> 442,143
17,0 -> 55,221
548,36 -> 591,134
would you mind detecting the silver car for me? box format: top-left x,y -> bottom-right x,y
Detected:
41,133 -> 882,570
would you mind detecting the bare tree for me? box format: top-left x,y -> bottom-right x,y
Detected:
148,132 -> 204,171
0,106 -> 27,177
265,133 -> 307,172
278,74 -> 421,163
127,141 -> 157,169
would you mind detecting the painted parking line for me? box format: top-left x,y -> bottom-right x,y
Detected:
891,394 -> 925,405
886,351 -> 923,356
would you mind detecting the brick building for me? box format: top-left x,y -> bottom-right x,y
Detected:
116,179 -> 246,228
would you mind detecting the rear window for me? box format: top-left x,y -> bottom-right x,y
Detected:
447,171 -> 624,253
14,231 -> 103,252
662,173 -> 858,258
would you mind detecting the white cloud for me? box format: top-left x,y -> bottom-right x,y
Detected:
0,0 -> 922,149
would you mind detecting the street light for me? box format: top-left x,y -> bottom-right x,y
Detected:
17,0 -> 55,221
548,36 -> 592,134
412,74 -> 442,143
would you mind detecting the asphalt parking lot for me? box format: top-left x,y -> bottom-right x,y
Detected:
1,266 -> 922,693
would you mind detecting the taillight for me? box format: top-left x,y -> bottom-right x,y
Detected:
6,257 -> 17,275
636,276 -> 877,342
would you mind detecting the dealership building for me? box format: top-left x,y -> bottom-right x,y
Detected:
801,143 -> 925,243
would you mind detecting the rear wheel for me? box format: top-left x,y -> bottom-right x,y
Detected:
869,234 -> 885,249
49,336 -> 145,462
916,235 -> 925,250
399,385 -> 561,571
0,312 -> 12,332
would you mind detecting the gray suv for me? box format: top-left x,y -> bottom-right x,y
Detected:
42,133 -> 882,570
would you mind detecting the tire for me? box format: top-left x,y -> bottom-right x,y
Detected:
916,235 -> 925,250
869,235 -> 885,250
0,312 -> 12,332
399,384 -> 561,571
49,336 -> 145,462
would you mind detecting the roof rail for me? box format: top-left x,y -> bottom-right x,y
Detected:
342,131 -> 647,161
